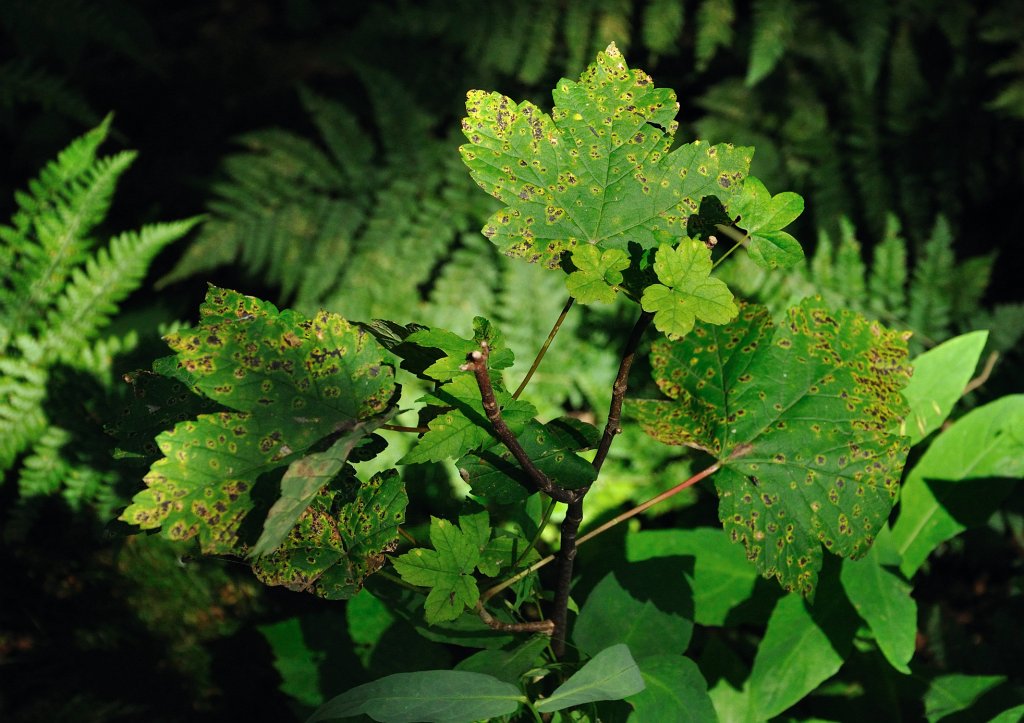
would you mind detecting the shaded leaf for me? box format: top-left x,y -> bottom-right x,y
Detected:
923,674 -> 1006,723
400,374 -> 536,464
457,417 -> 599,502
839,530 -> 916,673
891,395 -> 1024,577
574,569 -> 693,660
626,655 -> 717,722
746,0 -> 796,86
632,300 -> 912,596
309,670 -> 523,722
535,644 -> 646,713
461,43 -> 750,271
640,239 -> 738,338
898,330 -> 988,444
454,635 -> 550,684
252,469 -> 406,600
627,528 -> 758,626
250,413 -> 393,557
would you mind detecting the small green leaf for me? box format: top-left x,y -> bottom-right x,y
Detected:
899,330 -> 988,444
641,240 -> 738,338
891,395 -> 1024,577
632,300 -> 913,596
566,245 -> 630,303
627,528 -> 758,626
626,655 -> 716,722
923,674 -> 1006,723
728,176 -> 804,269
839,531 -> 916,674
392,513 -> 495,624
400,375 -> 537,465
457,417 -> 599,502
407,317 -> 514,382
574,570 -> 693,660
535,644 -> 646,713
309,670 -> 524,722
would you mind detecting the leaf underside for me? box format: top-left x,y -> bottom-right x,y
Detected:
632,299 -> 912,596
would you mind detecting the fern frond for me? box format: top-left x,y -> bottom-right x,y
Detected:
867,215 -> 908,318
0,355 -> 48,470
907,216 -> 955,348
695,0 -> 736,71
643,0 -> 685,58
746,0 -> 796,86
0,58 -> 97,123
37,218 -> 200,362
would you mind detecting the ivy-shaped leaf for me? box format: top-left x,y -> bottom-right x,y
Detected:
728,175 -> 805,269
400,374 -> 536,465
640,240 -> 738,338
566,246 -> 631,303
630,299 -> 912,596
458,417 -> 601,503
392,512 -> 493,623
121,286 -> 398,560
407,316 -> 515,382
460,43 -> 750,271
252,469 -> 407,600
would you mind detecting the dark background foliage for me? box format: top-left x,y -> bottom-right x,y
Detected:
2,1 -> 1022,720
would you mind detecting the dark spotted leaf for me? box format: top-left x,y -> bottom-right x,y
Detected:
121,286 -> 398,566
460,43 -> 750,271
248,412 -> 393,558
630,299 -> 912,596
251,469 -> 407,600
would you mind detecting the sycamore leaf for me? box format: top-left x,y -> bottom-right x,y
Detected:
400,374 -> 537,465
252,469 -> 407,600
407,317 -> 514,382
460,43 -> 751,271
640,240 -> 738,338
121,286 -> 397,566
392,513 -> 494,624
249,412 -> 392,558
631,300 -> 912,596
458,416 -> 600,502
728,175 -> 805,269
566,245 -> 631,303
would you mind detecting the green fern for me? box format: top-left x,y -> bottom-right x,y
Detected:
0,117 -> 198,509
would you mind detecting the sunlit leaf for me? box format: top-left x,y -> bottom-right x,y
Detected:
460,43 -> 750,271
728,175 -> 804,269
566,245 -> 631,303
632,300 -> 912,596
641,239 -> 738,338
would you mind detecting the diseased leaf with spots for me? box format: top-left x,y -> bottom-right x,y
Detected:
630,299 -> 912,596
400,374 -> 537,465
168,286 -> 396,422
407,316 -> 515,382
457,417 -> 600,503
121,285 -> 399,589
252,469 -> 407,600
249,413 -> 393,558
392,512 -> 495,624
728,175 -> 805,269
566,245 -> 630,303
460,42 -> 750,272
640,239 -> 738,339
